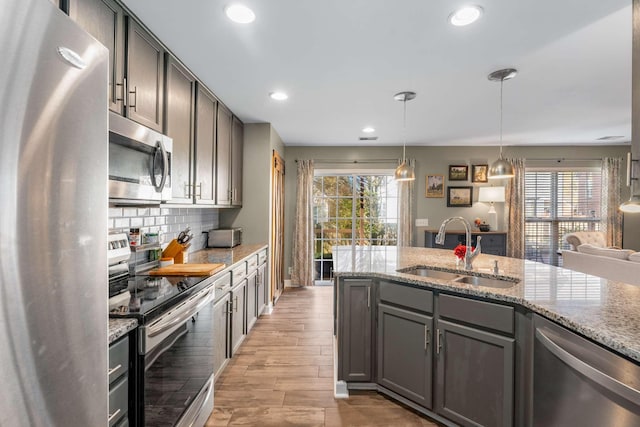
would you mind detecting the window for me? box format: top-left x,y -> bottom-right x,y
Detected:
312,173 -> 398,284
524,169 -> 602,266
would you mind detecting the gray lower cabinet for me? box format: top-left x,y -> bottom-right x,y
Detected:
213,293 -> 231,381
377,303 -> 433,409
339,278 -> 374,382
230,279 -> 247,355
257,263 -> 267,315
435,319 -> 515,427
246,270 -> 258,331
108,335 -> 129,426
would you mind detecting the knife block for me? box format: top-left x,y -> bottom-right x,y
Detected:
174,250 -> 188,264
162,239 -> 186,260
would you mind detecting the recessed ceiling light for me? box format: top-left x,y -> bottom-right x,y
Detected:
269,91 -> 288,101
225,4 -> 256,24
362,127 -> 375,133
449,5 -> 483,26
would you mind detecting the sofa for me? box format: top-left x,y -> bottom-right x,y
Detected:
562,231 -> 640,285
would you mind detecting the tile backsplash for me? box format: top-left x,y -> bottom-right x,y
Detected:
109,207 -> 219,253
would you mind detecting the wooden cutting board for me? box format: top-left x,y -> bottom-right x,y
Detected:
149,263 -> 225,277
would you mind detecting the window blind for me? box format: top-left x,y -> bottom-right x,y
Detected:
524,169 -> 602,266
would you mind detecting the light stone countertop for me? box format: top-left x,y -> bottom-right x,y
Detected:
333,246 -> 640,363
188,243 -> 267,266
108,318 -> 138,344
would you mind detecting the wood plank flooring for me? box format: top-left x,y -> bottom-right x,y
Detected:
207,286 -> 441,426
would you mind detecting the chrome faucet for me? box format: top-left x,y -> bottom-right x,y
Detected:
435,217 -> 482,270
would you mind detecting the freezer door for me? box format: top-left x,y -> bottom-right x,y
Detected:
0,1 -> 109,426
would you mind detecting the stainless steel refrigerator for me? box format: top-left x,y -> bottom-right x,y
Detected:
0,0 -> 109,425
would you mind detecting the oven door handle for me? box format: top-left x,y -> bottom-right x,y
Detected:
153,139 -> 169,192
148,287 -> 213,338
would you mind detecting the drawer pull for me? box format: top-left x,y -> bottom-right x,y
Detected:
108,408 -> 121,423
108,364 -> 122,376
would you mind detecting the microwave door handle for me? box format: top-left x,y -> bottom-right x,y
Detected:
154,140 -> 169,192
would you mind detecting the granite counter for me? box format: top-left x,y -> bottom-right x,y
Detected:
108,318 -> 138,344
188,243 -> 267,266
333,246 -> 640,363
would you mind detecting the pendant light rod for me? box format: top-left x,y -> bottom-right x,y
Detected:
393,91 -> 416,182
487,69 -> 517,180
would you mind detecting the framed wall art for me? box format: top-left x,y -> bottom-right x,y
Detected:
448,165 -> 468,181
447,186 -> 473,207
472,164 -> 488,183
426,174 -> 445,198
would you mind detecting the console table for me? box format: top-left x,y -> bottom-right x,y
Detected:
424,229 -> 507,256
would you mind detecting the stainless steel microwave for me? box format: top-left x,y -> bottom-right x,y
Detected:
108,112 -> 172,204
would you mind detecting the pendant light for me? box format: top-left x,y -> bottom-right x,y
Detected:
394,91 -> 416,181
620,152 -> 640,212
488,68 -> 517,180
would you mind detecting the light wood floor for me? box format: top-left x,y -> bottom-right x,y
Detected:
207,286 -> 441,426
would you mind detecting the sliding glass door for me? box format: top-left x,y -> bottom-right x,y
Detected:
312,173 -> 398,285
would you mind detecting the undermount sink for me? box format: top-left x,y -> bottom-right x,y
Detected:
399,266 -> 518,289
399,267 -> 461,280
453,275 -> 518,289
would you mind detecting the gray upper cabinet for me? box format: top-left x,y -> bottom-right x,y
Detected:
339,278 -> 374,382
216,105 -> 232,206
126,19 -> 164,132
231,116 -> 244,206
435,319 -> 515,427
377,303 -> 433,409
194,84 -> 217,205
164,55 -> 196,203
68,0 -> 125,114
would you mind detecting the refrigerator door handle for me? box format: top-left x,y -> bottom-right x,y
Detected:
56,46 -> 86,69
535,328 -> 640,406
153,139 -> 169,192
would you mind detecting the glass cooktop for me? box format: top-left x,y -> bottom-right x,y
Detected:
109,274 -> 211,323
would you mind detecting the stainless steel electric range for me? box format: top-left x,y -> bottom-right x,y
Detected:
108,233 -> 215,427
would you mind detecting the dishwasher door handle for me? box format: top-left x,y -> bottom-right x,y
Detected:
535,328 -> 640,406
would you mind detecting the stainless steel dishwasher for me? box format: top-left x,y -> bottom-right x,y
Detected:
533,314 -> 640,426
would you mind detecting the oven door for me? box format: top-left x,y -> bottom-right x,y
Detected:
139,285 -> 215,427
109,111 -> 172,203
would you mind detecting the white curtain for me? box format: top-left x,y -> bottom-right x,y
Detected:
602,157 -> 623,247
506,158 -> 525,258
397,159 -> 415,247
291,160 -> 315,286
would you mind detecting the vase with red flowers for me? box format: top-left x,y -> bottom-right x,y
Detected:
453,243 -> 474,268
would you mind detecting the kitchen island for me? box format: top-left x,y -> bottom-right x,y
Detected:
334,246 -> 640,427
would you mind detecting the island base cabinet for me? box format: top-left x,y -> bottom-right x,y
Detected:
339,278 -> 374,382
435,319 -> 514,427
377,303 -> 433,409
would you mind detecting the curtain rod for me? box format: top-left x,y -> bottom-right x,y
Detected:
525,157 -> 604,162
295,158 -> 399,164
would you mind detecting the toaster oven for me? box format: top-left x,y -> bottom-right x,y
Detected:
207,228 -> 242,248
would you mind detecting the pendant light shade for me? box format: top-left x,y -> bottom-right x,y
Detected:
488,68 -> 517,180
620,195 -> 640,213
394,91 -> 416,182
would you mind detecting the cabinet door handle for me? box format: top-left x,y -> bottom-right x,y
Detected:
107,364 -> 122,377
367,287 -> 370,309
234,295 -> 238,312
225,300 -> 231,315
115,80 -> 125,103
424,326 -> 430,350
129,85 -> 137,112
436,328 -> 442,354
196,182 -> 202,199
108,408 -> 121,423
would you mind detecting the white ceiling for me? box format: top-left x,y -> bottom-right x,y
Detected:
122,0 -> 632,147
